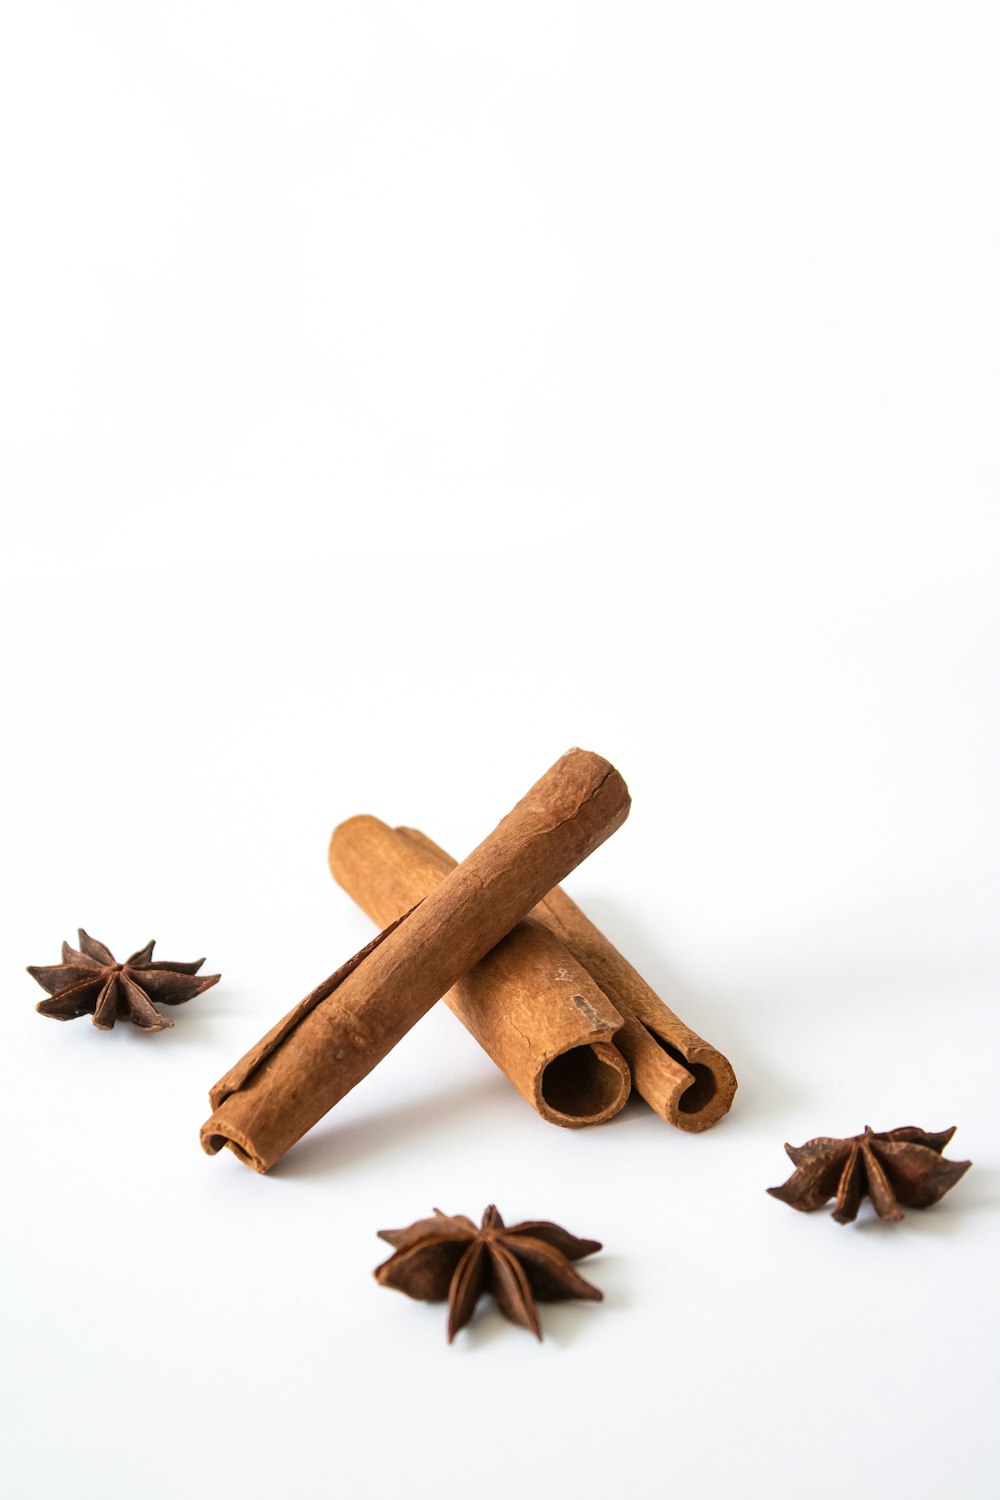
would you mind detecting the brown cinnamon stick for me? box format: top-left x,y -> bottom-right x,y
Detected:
385,827 -> 736,1130
528,879 -> 737,1130
200,749 -> 631,1171
328,815 -> 631,1127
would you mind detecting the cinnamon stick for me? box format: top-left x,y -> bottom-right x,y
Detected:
200,749 -> 631,1171
387,828 -> 737,1130
328,816 -> 631,1127
528,879 -> 737,1130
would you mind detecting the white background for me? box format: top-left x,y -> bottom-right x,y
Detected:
2,4 -> 998,1498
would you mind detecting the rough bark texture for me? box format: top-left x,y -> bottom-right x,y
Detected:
528,882 -> 737,1130
388,828 -> 736,1130
333,820 -> 736,1130
201,748 -> 630,1171
329,816 -> 631,1127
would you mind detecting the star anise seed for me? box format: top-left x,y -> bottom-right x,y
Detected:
768,1124 -> 971,1224
28,929 -> 220,1032
375,1205 -> 603,1341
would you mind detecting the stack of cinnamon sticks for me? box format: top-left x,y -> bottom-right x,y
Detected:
201,749 -> 736,1173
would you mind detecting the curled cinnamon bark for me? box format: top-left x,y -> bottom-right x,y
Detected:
529,880 -> 736,1131
360,826 -> 736,1130
328,816 -> 631,1127
201,749 -> 631,1171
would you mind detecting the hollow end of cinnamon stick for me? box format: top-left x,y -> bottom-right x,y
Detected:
537,1040 -> 631,1127
615,1011 -> 737,1132
201,1122 -> 267,1173
654,1037 -> 737,1132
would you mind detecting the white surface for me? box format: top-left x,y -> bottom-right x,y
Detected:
2,5 -> 998,1498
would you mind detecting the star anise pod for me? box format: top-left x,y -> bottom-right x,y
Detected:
28,929 -> 220,1032
768,1124 -> 971,1224
375,1205 -> 603,1341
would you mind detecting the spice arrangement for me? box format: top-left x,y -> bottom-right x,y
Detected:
27,746 -> 973,1344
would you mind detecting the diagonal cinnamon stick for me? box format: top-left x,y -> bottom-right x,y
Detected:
369,826 -> 736,1130
328,815 -> 631,1127
200,748 -> 631,1172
